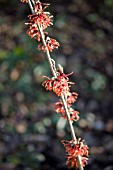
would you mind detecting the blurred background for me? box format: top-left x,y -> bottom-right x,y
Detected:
0,0 -> 113,170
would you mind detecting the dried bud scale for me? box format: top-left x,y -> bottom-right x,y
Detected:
20,0 -> 89,169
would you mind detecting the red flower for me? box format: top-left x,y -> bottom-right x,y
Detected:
67,92 -> 78,104
66,157 -> 78,169
55,101 -> 66,114
27,12 -> 53,30
42,76 -> 54,91
69,108 -> 79,122
55,100 -> 79,122
66,156 -> 88,169
38,37 -> 60,52
42,71 -> 69,95
34,2 -> 53,30
62,139 -> 89,169
53,71 -> 73,96
52,79 -> 69,96
26,23 -> 48,41
26,24 -> 41,41
42,73 -> 68,96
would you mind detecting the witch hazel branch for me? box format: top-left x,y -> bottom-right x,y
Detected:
20,0 -> 89,169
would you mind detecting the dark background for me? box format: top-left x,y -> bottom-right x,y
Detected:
0,0 -> 113,170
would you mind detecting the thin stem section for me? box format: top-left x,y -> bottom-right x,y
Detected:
28,0 -> 34,14
38,24 -> 57,78
78,156 -> 84,170
61,95 -> 77,140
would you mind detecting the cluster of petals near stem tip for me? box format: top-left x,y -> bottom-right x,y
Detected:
62,139 -> 89,169
23,0 -> 60,52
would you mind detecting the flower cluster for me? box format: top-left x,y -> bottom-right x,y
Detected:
38,37 -> 60,52
24,1 -> 60,52
42,69 -> 73,96
42,68 -> 79,122
62,139 -> 89,169
55,99 -> 79,122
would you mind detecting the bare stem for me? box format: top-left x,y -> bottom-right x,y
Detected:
28,1 -> 84,170
28,0 -> 34,13
38,24 -> 57,78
